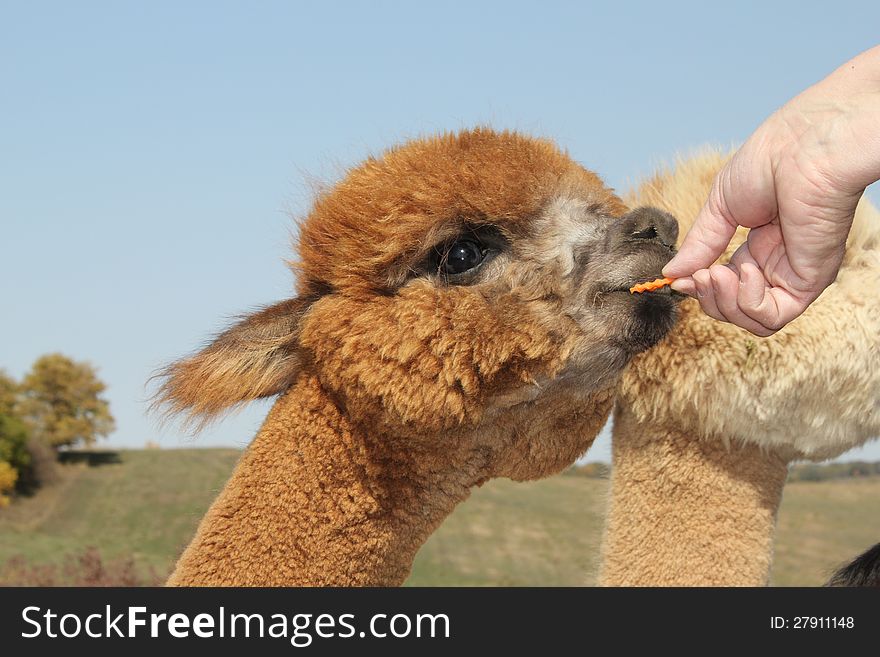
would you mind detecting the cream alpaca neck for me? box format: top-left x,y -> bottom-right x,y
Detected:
167,374 -> 477,586
599,405 -> 788,586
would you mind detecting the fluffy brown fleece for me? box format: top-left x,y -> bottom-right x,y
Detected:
167,376 -> 614,586
295,129 -> 627,296
158,128 -> 681,586
600,150 -> 880,586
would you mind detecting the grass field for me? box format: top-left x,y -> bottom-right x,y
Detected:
1,449 -> 878,586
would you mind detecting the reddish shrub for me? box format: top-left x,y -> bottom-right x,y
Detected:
0,547 -> 162,586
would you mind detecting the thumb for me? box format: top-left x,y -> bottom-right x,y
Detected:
663,188 -> 739,278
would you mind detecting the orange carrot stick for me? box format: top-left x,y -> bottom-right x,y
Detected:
629,277 -> 674,294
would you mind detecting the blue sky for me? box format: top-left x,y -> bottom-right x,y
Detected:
2,1 -> 878,461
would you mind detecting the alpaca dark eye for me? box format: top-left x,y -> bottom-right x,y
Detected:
441,239 -> 485,275
419,226 -> 506,283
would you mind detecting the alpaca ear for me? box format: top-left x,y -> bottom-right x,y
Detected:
154,298 -> 310,428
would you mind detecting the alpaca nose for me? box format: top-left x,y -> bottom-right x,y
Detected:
619,207 -> 679,249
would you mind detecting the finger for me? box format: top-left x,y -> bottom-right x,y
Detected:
736,262 -> 771,318
725,241 -> 787,333
708,265 -> 776,337
727,239 -> 761,272
662,178 -> 739,278
691,269 -> 727,323
736,262 -> 809,331
669,276 -> 696,296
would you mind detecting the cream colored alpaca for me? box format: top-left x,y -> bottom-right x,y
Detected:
599,151 -> 880,586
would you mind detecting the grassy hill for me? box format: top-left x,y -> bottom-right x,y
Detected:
1,448 -> 878,586
0,449 -> 240,581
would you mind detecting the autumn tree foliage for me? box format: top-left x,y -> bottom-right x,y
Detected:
0,369 -> 17,417
18,354 -> 115,450
0,371 -> 29,504
0,461 -> 16,506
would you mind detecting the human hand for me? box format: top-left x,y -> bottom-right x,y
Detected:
663,45 -> 880,336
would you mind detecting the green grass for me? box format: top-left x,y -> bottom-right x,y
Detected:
407,474 -> 608,586
1,449 -> 877,586
772,477 -> 880,586
0,449 -> 240,578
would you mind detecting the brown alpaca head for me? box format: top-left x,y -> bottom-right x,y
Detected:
157,128 -> 681,481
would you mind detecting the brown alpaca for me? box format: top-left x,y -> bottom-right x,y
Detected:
599,151 -> 880,586
157,128 -> 683,586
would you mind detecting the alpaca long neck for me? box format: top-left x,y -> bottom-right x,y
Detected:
167,375 -> 470,586
599,405 -> 788,586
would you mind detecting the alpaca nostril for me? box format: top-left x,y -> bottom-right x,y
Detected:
655,213 -> 679,248
622,207 -> 679,249
632,225 -> 658,241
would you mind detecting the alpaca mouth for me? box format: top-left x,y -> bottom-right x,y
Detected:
595,240 -> 679,300
600,281 -> 683,299
595,266 -> 683,353
605,282 -> 671,295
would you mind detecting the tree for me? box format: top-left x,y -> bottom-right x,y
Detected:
0,462 -> 15,506
0,415 -> 29,505
18,354 -> 115,450
0,371 -> 29,503
0,369 -> 17,417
